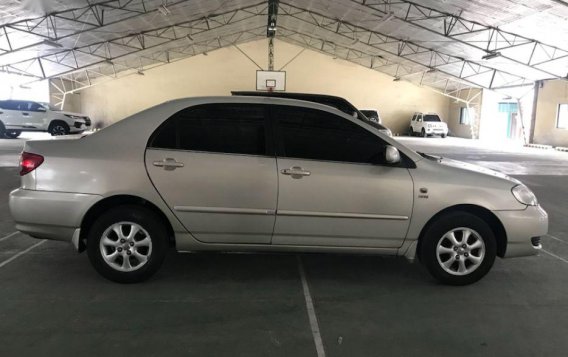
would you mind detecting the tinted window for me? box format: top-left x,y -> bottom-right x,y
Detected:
0,100 -> 18,110
424,114 -> 441,122
150,103 -> 267,156
361,110 -> 379,121
29,102 -> 45,112
274,106 -> 388,165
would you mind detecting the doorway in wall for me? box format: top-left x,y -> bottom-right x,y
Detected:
497,102 -> 520,139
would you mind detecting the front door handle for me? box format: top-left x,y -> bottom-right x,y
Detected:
281,166 -> 311,178
153,158 -> 184,171
22,112 -> 29,116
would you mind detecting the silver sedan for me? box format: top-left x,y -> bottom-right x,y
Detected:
9,96 -> 548,284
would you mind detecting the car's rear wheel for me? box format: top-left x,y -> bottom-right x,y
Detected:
0,122 -> 5,138
49,121 -> 70,136
420,211 -> 496,285
441,134 -> 447,138
408,126 -> 414,136
87,205 -> 168,283
421,128 -> 427,137
4,130 -> 21,139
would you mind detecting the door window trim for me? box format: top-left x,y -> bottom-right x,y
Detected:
147,103 -> 275,158
270,104 -> 413,168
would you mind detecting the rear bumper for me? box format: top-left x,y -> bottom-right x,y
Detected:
494,205 -> 548,258
9,188 -> 102,242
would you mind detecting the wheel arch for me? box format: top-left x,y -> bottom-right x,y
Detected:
48,119 -> 70,130
416,204 -> 507,260
79,194 -> 176,253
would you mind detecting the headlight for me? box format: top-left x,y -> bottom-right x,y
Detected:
64,114 -> 82,120
512,184 -> 538,206
386,128 -> 392,137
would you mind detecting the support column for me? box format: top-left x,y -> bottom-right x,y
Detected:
529,81 -> 540,144
268,37 -> 274,71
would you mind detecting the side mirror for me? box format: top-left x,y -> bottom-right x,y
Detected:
385,145 -> 401,164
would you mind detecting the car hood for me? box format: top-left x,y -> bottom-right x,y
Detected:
435,156 -> 521,185
57,110 -> 88,118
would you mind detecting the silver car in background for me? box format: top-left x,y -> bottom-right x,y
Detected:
9,96 -> 548,284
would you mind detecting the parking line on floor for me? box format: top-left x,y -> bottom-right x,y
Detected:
0,231 -> 19,242
0,240 -> 46,269
541,249 -> 568,264
297,256 -> 326,357
546,234 -> 566,244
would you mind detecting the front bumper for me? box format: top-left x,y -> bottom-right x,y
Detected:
9,188 -> 102,242
425,128 -> 448,135
494,205 -> 548,258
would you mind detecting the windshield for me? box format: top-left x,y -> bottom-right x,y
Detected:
423,114 -> 441,122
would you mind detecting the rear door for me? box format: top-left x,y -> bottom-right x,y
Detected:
145,103 -> 278,244
0,100 -> 21,128
271,105 -> 414,248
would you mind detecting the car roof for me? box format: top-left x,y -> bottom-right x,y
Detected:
231,91 -> 388,130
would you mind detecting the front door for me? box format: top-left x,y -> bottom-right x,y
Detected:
271,105 -> 414,248
145,103 -> 277,244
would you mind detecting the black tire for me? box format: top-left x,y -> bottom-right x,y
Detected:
408,127 -> 414,136
441,134 -> 447,138
87,205 -> 169,283
420,211 -> 497,286
4,130 -> 21,139
421,128 -> 427,138
49,121 -> 70,136
0,122 -> 5,138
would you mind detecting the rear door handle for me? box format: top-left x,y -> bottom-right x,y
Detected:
153,158 -> 184,171
281,166 -> 311,177
22,112 -> 29,116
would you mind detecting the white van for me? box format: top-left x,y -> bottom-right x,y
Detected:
0,100 -> 91,138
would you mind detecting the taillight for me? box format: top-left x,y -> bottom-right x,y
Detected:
19,152 -> 44,176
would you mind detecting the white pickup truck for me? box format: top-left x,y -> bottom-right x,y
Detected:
409,112 -> 448,138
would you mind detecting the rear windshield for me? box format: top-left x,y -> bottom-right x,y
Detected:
424,115 -> 441,122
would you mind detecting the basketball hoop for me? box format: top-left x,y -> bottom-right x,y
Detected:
257,71 -> 286,91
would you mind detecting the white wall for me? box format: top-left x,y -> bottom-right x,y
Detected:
79,39 -> 450,134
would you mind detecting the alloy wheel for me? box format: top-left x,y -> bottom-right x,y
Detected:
99,221 -> 152,272
436,227 -> 485,276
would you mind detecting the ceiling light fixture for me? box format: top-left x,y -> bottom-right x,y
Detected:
393,77 -> 401,81
157,4 -> 171,16
137,70 -> 145,75
379,12 -> 395,24
426,68 -> 436,73
481,51 -> 501,60
42,39 -> 63,48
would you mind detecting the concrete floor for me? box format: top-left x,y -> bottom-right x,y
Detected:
0,134 -> 567,356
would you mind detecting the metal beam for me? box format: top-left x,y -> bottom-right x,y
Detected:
278,3 -> 533,91
277,27 -> 473,95
5,3 -> 268,80
49,27 -> 266,104
351,0 -> 568,79
0,1 -> 192,59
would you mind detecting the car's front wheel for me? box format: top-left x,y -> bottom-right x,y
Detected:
87,205 -> 168,283
421,128 -> 427,137
49,121 -> 70,136
420,211 -> 496,285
